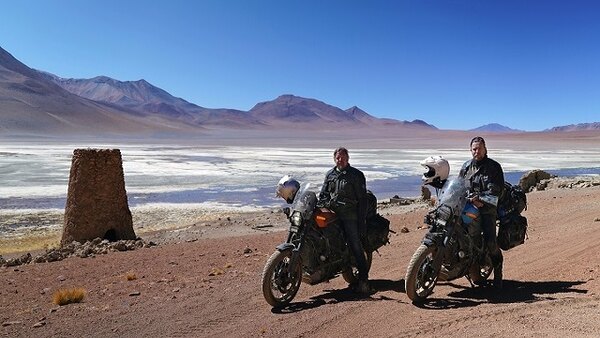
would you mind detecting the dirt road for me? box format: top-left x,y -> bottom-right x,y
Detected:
1,186 -> 599,337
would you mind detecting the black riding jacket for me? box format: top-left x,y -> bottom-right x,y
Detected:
459,156 -> 505,214
319,165 -> 367,223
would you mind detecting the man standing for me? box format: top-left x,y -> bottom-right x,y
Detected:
459,136 -> 505,289
319,147 -> 372,294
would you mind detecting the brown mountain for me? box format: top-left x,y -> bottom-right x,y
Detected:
248,95 -> 437,129
248,95 -> 361,125
0,47 -> 196,137
345,106 -> 437,129
37,72 -> 264,129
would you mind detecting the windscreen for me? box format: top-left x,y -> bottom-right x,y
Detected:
437,177 -> 468,216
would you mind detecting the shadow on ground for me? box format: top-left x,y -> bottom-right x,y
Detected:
412,279 -> 588,310
271,278 -> 406,314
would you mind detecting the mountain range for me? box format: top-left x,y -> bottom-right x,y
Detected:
1,45 -> 598,137
0,46 -> 433,137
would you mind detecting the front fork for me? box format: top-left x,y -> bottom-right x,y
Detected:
276,230 -> 306,278
423,223 -> 455,278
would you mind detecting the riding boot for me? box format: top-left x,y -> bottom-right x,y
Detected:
354,279 -> 375,295
493,257 -> 503,289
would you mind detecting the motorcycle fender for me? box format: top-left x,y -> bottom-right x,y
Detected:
422,237 -> 435,247
276,243 -> 295,252
422,232 -> 444,247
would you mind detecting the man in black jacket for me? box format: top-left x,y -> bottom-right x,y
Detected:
459,136 -> 505,289
319,147 -> 372,294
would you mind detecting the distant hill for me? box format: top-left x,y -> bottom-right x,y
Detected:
546,122 -> 600,132
36,72 -> 264,128
345,106 -> 437,129
469,123 -> 522,133
247,95 -> 436,129
0,46 -> 193,137
249,94 -> 357,125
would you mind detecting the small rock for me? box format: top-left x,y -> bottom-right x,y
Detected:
172,288 -> 180,293
32,321 -> 46,328
243,247 -> 253,254
594,218 -> 600,222
2,321 -> 22,327
129,291 -> 141,296
400,227 -> 410,233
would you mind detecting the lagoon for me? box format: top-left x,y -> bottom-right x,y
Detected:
1,142 -> 599,237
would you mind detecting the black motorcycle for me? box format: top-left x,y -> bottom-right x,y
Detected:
261,183 -> 390,308
405,177 -> 494,303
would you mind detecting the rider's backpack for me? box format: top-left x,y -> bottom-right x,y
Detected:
497,182 -> 528,251
364,190 -> 390,251
365,213 -> 390,252
497,214 -> 528,251
498,182 -> 527,217
365,190 -> 378,219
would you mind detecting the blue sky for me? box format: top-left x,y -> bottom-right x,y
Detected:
2,1 -> 599,131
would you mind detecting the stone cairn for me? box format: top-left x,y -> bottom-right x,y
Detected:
61,149 -> 136,246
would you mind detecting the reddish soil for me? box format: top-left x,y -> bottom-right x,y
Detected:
2,185 -> 600,337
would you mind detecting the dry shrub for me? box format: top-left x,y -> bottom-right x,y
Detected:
208,267 -> 225,276
126,272 -> 137,281
52,288 -> 86,306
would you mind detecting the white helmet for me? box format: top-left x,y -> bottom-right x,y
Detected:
276,175 -> 300,203
420,156 -> 450,185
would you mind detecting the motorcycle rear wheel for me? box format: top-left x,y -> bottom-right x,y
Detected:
342,251 -> 373,284
261,249 -> 302,308
405,244 -> 438,303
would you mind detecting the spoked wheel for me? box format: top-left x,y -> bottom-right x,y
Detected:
469,254 -> 493,285
405,244 -> 438,303
342,251 -> 373,284
261,249 -> 302,308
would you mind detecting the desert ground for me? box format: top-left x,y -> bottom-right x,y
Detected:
1,175 -> 600,337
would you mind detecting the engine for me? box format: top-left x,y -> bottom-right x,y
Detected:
301,223 -> 349,284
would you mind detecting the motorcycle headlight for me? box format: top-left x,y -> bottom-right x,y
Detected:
291,211 -> 303,227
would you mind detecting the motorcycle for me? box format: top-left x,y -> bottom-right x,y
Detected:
405,176 -> 494,303
261,183 -> 390,308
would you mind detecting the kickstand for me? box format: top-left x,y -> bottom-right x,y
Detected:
465,275 -> 475,288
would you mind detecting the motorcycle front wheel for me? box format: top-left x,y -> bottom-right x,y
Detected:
261,249 -> 302,308
342,251 -> 373,284
405,244 -> 438,303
